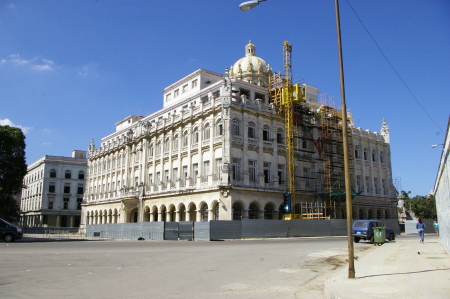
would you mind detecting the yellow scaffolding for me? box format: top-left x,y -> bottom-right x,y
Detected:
269,41 -> 305,219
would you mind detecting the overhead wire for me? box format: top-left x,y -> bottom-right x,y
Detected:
345,0 -> 444,134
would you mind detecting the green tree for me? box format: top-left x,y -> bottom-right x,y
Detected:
408,194 -> 437,220
0,125 -> 27,222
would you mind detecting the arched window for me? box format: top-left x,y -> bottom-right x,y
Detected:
363,148 -> 368,160
156,140 -> 162,155
263,125 -> 270,141
65,170 -> 72,179
212,203 -> 219,220
264,203 -> 274,219
149,143 -> 154,159
173,135 -> 179,150
164,137 -> 171,153
216,119 -> 223,136
182,131 -> 189,147
50,169 -> 56,178
200,203 -> 208,222
248,122 -> 257,139
203,123 -> 211,140
359,209 -> 364,219
192,127 -> 199,144
376,210 -> 381,219
368,209 -> 373,219
232,119 -> 240,136
277,128 -> 284,144
232,202 -> 243,220
372,149 -> 377,162
249,203 -> 258,219
354,146 -> 360,158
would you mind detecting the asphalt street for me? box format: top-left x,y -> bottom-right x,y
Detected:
1,237 -> 375,299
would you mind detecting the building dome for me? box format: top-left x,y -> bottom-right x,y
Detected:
230,41 -> 272,87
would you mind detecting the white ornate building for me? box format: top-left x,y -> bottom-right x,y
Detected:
20,150 -> 87,228
81,41 -> 397,229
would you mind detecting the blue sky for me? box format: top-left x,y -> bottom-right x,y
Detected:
1,0 -> 448,197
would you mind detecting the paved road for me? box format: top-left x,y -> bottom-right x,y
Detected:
1,237 -> 374,298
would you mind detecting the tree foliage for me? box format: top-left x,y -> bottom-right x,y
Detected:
407,194 -> 437,220
0,125 -> 27,221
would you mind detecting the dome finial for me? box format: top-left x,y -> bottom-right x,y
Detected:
246,40 -> 256,57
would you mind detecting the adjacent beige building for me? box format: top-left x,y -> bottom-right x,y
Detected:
20,151 -> 87,228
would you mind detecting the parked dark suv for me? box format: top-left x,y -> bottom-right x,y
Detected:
0,218 -> 23,242
352,220 -> 395,243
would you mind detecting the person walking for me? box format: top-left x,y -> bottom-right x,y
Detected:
416,218 -> 426,243
434,220 -> 439,236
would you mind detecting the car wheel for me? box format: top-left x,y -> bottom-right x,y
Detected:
3,234 -> 15,243
388,233 -> 395,241
354,237 -> 360,243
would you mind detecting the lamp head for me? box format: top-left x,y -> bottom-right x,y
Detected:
239,0 -> 264,11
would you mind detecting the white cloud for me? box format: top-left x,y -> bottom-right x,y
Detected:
77,64 -> 98,78
0,118 -> 33,134
1,54 -> 54,71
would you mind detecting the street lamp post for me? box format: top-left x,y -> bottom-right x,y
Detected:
239,0 -> 355,278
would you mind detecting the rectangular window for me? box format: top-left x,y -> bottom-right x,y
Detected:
365,176 -> 370,193
232,158 -> 241,181
182,166 -> 188,186
213,90 -> 220,98
78,172 -> 84,180
64,183 -> 70,194
166,93 -> 172,102
63,198 -> 69,209
164,170 -> 169,185
77,198 -> 82,210
192,164 -> 198,184
303,167 -> 310,187
48,183 -> 56,193
278,164 -> 286,185
48,200 -> 53,210
249,160 -> 257,182
77,184 -> 84,194
203,161 -> 210,182
263,162 -> 271,184
201,95 -> 209,103
240,88 -> 250,99
173,168 -> 178,184
255,92 -> 265,102
182,84 -> 188,93
156,172 -> 161,185
149,174 -> 153,186
356,175 -> 362,192
374,177 -> 379,194
192,79 -> 198,88
174,89 -> 179,98
248,126 -> 255,139
215,158 -> 222,180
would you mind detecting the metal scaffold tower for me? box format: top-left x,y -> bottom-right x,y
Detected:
269,41 -> 305,219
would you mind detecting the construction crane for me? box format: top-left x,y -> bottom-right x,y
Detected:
269,41 -> 305,219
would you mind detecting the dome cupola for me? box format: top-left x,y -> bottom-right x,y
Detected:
229,41 -> 272,87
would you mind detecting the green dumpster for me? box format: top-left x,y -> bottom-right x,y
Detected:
373,226 -> 386,246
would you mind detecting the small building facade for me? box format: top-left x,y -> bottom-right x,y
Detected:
20,150 -> 87,228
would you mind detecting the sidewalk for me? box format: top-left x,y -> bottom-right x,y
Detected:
324,234 -> 450,299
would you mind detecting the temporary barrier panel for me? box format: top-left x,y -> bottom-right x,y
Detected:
179,221 -> 194,241
194,222 -> 210,241
210,220 -> 241,240
164,222 -> 179,240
